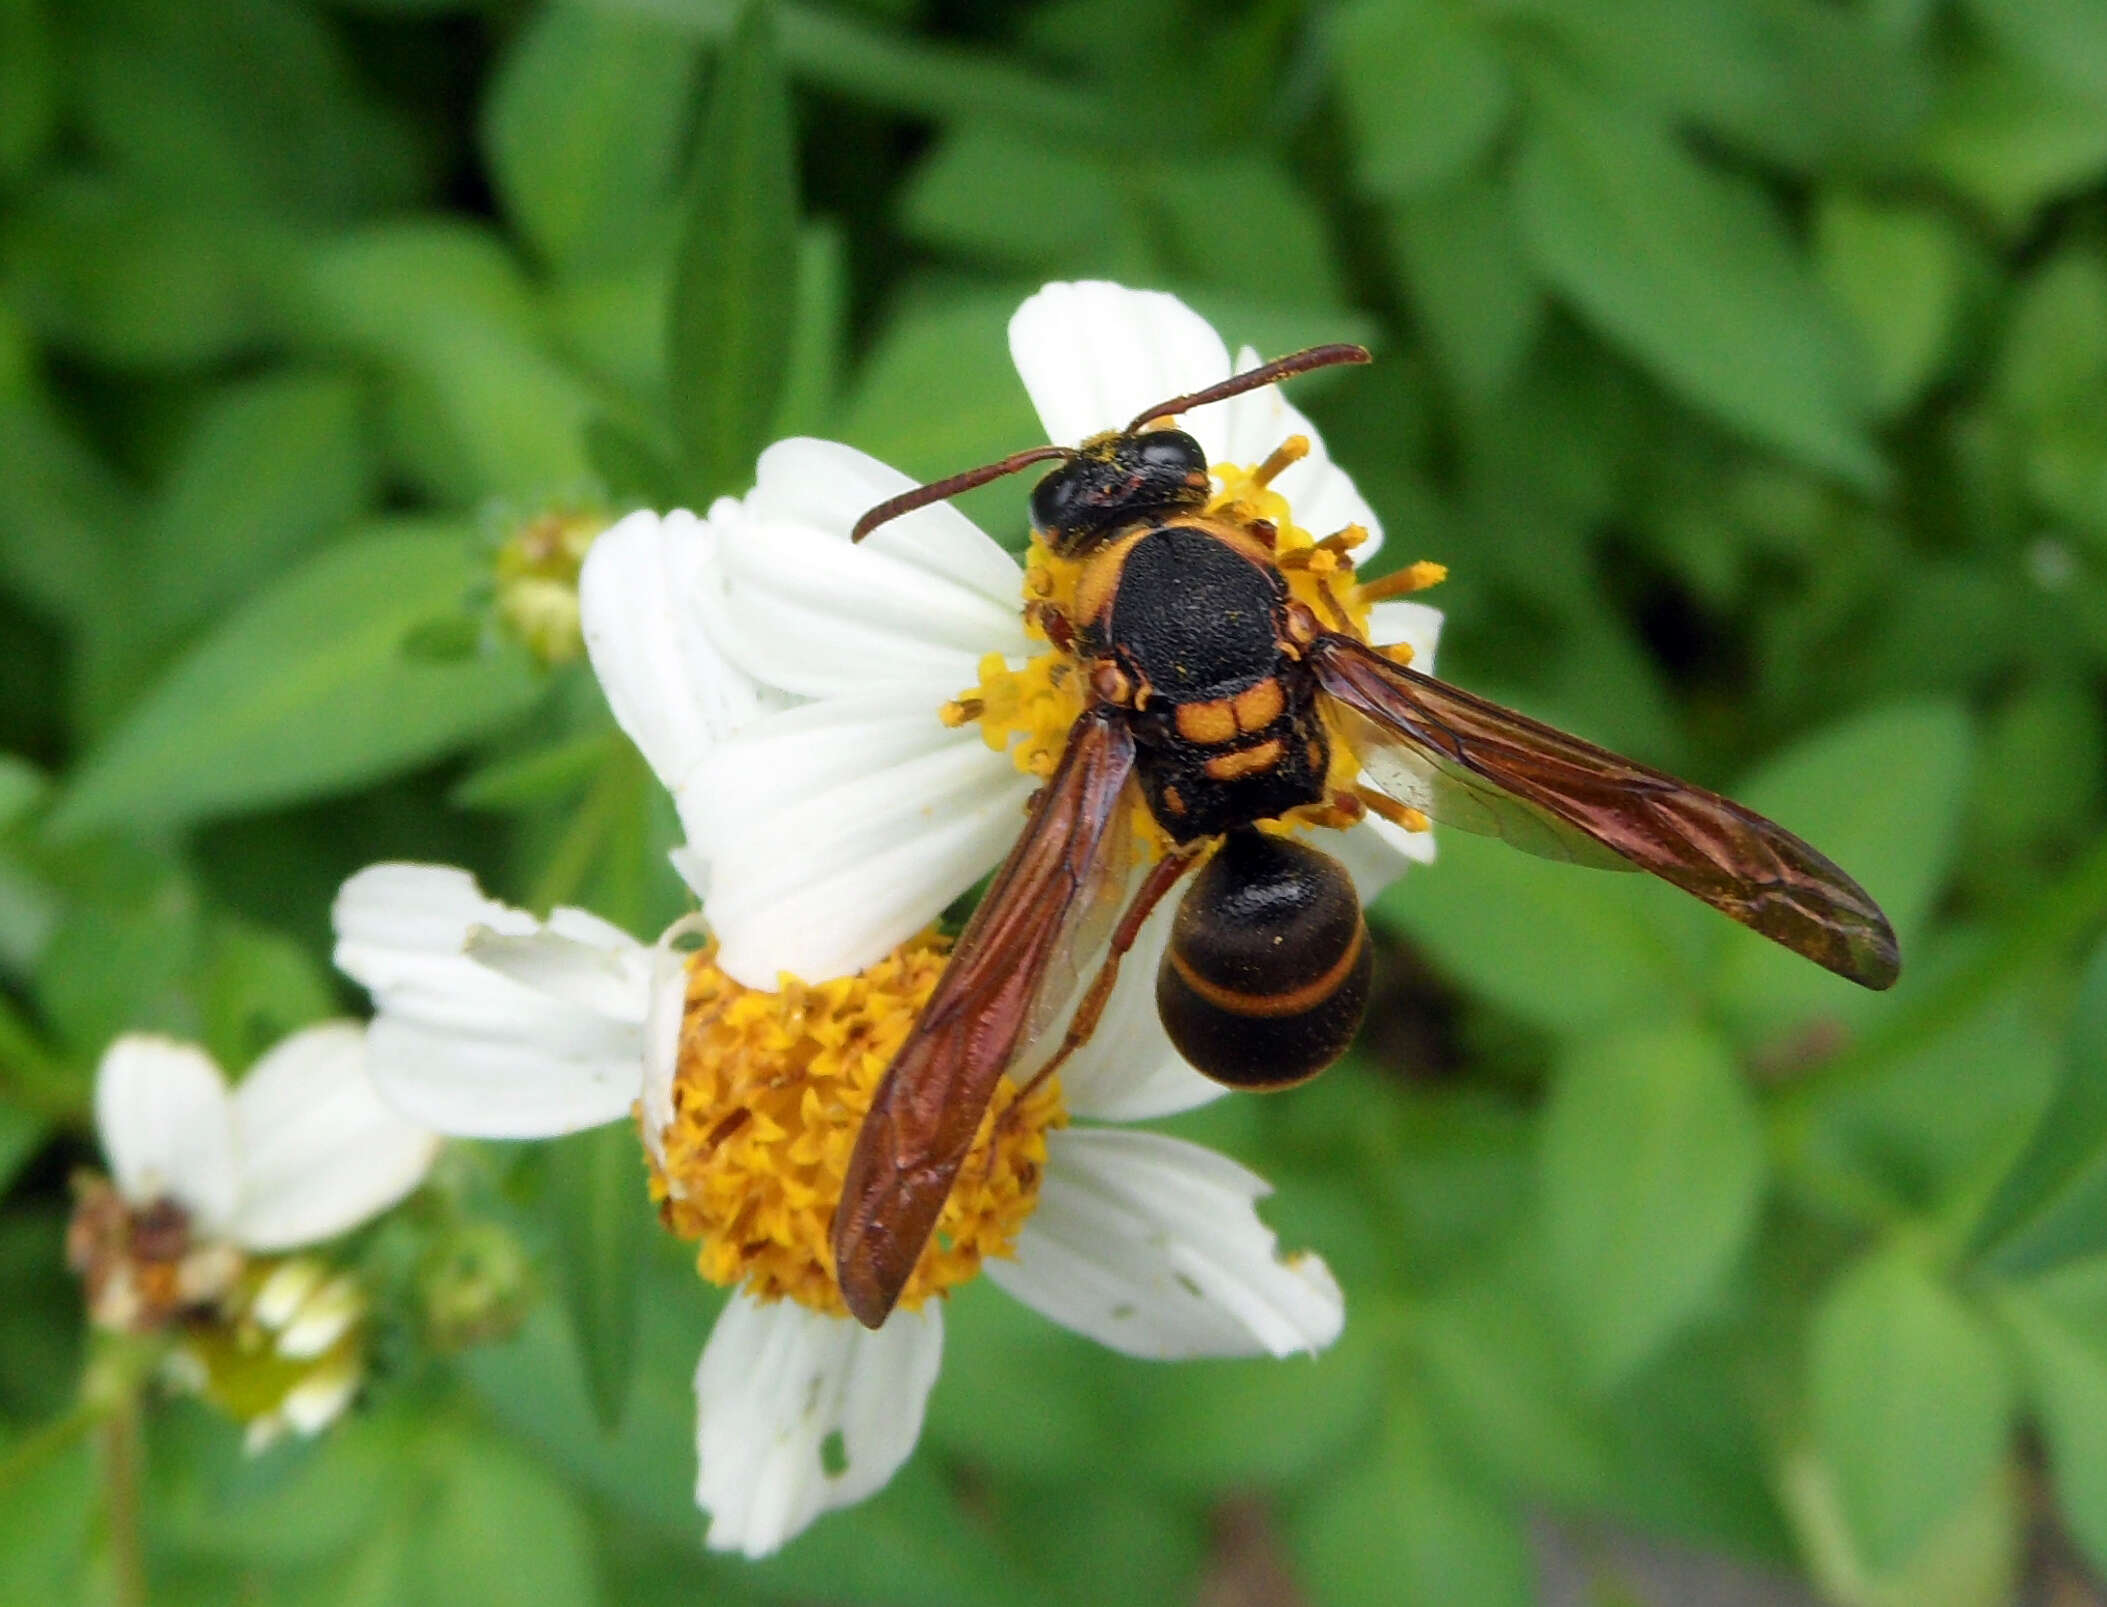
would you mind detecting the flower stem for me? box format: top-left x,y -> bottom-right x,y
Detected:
95,1403 -> 147,1607
82,1334 -> 164,1607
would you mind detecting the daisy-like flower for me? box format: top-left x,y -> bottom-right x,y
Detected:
69,1026 -> 440,1449
333,282 -> 1446,1558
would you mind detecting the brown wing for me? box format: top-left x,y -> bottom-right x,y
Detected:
1312,634 -> 1900,990
831,709 -> 1138,1328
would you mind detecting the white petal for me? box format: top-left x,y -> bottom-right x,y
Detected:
692,697 -> 1033,986
1009,282 -> 1231,446
226,1022 -> 440,1252
987,1128 -> 1343,1360
748,438 -> 1025,606
95,1037 -> 239,1233
280,1366 -> 360,1436
1195,344 -> 1383,558
1056,896 -> 1227,1122
701,511 -> 1028,701
694,1295 -> 942,1558
332,864 -> 650,1138
1366,599 -> 1443,669
579,510 -> 783,818
1328,815 -> 1432,902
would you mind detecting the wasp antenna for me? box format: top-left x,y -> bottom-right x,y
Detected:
1125,343 -> 1372,434
851,446 -> 1077,543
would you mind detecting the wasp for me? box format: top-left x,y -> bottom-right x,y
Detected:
829,344 -> 1899,1328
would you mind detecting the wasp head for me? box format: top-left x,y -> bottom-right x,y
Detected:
1029,428 -> 1209,556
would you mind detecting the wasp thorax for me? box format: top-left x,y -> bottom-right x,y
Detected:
1030,428 -> 1209,555
1157,829 -> 1371,1090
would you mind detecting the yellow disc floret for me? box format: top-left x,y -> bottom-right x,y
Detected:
652,939 -> 1064,1317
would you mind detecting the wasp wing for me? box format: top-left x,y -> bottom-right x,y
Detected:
1312,634 -> 1900,990
832,709 -> 1139,1328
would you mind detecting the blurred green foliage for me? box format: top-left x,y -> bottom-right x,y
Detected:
2,0 -> 2106,1602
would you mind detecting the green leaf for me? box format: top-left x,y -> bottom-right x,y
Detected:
0,755 -> 44,834
1962,0 -> 2107,109
1540,1021 -> 1765,1389
0,395 -> 127,633
0,0 -> 56,181
1114,1317 -> 1386,1492
1709,701 -> 1974,1036
1513,68 -> 1880,486
772,223 -> 849,438
0,1427 -> 90,1602
1992,1276 -> 2107,1575
1814,194 -> 1969,418
35,845 -> 202,1057
1917,49 -> 2107,228
408,1428 -> 601,1607
841,290 -> 1044,540
1974,935 -> 2107,1272
197,918 -> 335,1074
584,413 -> 686,509
0,1102 -> 46,1195
140,370 -> 375,643
1781,1444 -> 2022,1607
1334,0 -> 1513,198
50,523 -> 542,838
1386,174 -> 1543,406
1810,1253 -> 2016,1572
1288,1396 -> 1532,1607
1408,1248 -> 1618,1506
545,1122 -> 653,1430
1794,972 -> 2060,1225
1373,826 -> 1702,1036
297,223 -> 597,501
451,730 -> 620,812
71,0 -> 426,222
668,0 -> 799,501
483,3 -> 699,273
899,126 -> 1145,276
0,174 -> 287,369
460,1286 -> 711,1541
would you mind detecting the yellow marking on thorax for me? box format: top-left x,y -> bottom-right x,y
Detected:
1204,739 -> 1285,781
1232,678 -> 1284,732
1175,700 -> 1239,745
1071,527 -> 1151,626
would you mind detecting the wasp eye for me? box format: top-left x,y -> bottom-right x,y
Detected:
1029,465 -> 1085,539
1134,430 -> 1205,479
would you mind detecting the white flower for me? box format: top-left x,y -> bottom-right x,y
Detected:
581,278 -> 1443,997
332,862 -> 1346,1558
93,1025 -> 440,1256
79,1025 -> 439,1447
335,280 -> 1444,1557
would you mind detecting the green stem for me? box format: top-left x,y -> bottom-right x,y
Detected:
95,1404 -> 146,1607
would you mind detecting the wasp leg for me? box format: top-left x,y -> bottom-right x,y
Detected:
1353,785 -> 1430,834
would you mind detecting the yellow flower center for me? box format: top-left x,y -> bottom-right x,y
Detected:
946,444 -> 1446,850
651,940 -> 1065,1317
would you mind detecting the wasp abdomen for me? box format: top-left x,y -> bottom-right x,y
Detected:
1156,829 -> 1370,1089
